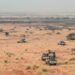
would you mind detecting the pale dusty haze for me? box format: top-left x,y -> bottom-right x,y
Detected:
0,0 -> 75,15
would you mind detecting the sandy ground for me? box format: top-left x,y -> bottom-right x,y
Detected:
0,24 -> 75,75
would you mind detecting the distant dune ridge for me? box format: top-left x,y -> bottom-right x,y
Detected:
0,16 -> 75,27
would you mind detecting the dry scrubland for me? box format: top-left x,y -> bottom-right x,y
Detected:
0,23 -> 75,75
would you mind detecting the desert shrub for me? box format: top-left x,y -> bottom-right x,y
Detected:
25,49 -> 28,51
42,69 -> 48,72
26,28 -> 29,31
67,33 -> 75,40
69,58 -> 75,61
56,32 -> 61,35
4,60 -> 8,63
39,28 -> 42,31
21,57 -> 24,60
68,28 -> 71,31
6,52 -> 15,57
26,65 -> 31,70
0,29 -> 4,32
33,65 -> 39,70
5,32 -> 9,36
64,61 -> 68,64
37,71 -> 42,75
15,58 -> 19,60
46,32 -> 52,35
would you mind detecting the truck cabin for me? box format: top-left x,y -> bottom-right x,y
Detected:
42,50 -> 57,65
58,40 -> 66,46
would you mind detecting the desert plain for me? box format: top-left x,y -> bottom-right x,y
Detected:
0,23 -> 75,75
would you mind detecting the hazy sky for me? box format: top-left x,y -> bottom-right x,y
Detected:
0,0 -> 75,15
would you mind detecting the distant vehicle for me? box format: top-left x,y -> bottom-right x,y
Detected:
67,33 -> 75,40
42,50 -> 57,65
17,38 -> 27,43
71,48 -> 75,55
58,40 -> 66,46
